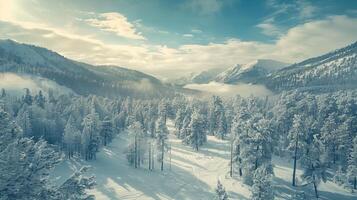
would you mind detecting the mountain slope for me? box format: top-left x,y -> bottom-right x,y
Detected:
215,59 -> 289,84
264,41 -> 357,92
169,68 -> 225,86
0,39 -> 171,97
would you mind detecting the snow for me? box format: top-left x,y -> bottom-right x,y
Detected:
53,120 -> 357,200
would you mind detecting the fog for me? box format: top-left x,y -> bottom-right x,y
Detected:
0,73 -> 73,96
184,81 -> 273,98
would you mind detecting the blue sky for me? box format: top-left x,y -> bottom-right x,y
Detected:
0,0 -> 356,78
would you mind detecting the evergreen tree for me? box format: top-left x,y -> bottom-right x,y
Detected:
34,90 -> 46,108
301,135 -> 327,199
346,137 -> 357,191
209,96 -> 227,139
101,116 -> 114,146
63,115 -> 81,158
183,108 -> 207,151
156,116 -> 168,171
215,180 -> 229,200
16,105 -> 32,138
57,167 -> 96,200
251,165 -> 274,200
22,88 -> 33,105
287,114 -> 307,187
81,111 -> 101,160
126,121 -> 145,168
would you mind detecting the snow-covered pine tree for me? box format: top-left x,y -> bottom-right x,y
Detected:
57,166 -> 96,200
127,121 -> 146,168
34,90 -> 46,108
183,108 -> 206,151
209,96 -> 227,139
251,165 -> 274,200
81,111 -> 101,160
320,113 -> 339,166
346,136 -> 357,191
215,180 -> 229,200
15,104 -> 32,138
156,115 -> 169,171
100,116 -> 114,146
22,88 -> 33,105
63,115 -> 81,158
301,135 -> 327,199
287,114 -> 307,187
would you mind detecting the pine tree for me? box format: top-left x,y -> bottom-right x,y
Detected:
346,137 -> 357,191
209,96 -> 227,139
127,121 -> 145,168
57,167 -> 96,200
251,165 -> 274,200
81,111 -> 101,160
320,113 -> 338,165
301,135 -> 327,199
287,114 -> 307,187
215,180 -> 229,200
16,105 -> 32,138
34,90 -> 46,108
63,115 -> 81,158
101,116 -> 114,146
156,116 -> 168,171
22,88 -> 33,105
183,108 -> 206,151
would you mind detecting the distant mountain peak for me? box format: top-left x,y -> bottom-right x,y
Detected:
215,59 -> 289,84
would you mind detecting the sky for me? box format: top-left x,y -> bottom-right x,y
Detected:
0,0 -> 356,79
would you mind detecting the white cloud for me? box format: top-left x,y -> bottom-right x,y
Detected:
256,18 -> 282,37
191,29 -> 202,33
85,12 -> 145,40
0,6 -> 356,80
183,34 -> 194,37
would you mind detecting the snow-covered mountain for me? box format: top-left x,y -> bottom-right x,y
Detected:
0,39 -> 172,97
169,68 -> 225,85
264,41 -> 357,92
215,59 -> 289,84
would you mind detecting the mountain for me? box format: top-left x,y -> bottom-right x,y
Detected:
263,41 -> 357,92
191,68 -> 225,84
169,68 -> 226,86
215,59 -> 289,84
0,39 -> 172,98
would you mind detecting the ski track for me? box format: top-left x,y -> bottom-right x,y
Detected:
53,120 -> 357,200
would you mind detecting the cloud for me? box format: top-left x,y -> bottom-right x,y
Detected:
85,12 -> 145,40
183,34 -> 194,37
191,29 -> 202,33
183,0 -> 230,15
256,18 -> 282,37
260,0 -> 318,37
1,12 -> 356,79
184,82 -> 273,97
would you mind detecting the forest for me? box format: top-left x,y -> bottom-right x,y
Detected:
0,87 -> 356,199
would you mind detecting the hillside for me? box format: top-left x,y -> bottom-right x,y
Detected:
263,42 -> 357,92
215,59 -> 289,84
0,39 -> 171,98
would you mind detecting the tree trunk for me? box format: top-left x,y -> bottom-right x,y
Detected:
134,136 -> 137,168
292,138 -> 299,187
313,180 -> 319,199
149,142 -> 151,170
161,139 -> 164,171
255,145 -> 259,170
354,176 -> 356,190
230,141 -> 233,177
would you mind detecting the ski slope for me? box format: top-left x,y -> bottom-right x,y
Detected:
53,120 -> 357,200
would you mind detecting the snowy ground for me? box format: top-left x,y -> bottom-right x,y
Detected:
53,120 -> 357,200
